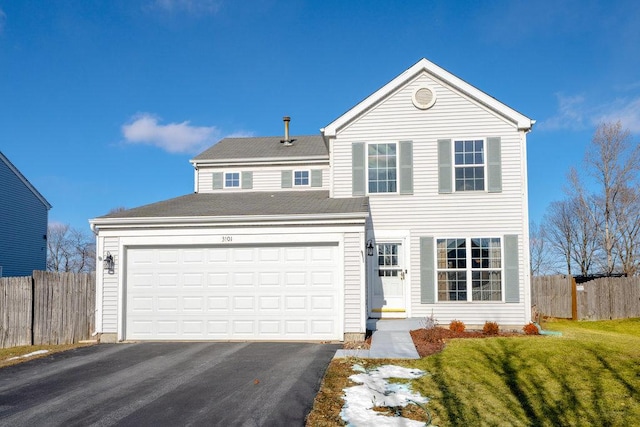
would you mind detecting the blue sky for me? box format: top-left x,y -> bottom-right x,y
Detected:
1,0 -> 639,232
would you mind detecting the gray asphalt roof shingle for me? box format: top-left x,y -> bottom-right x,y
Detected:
191,135 -> 328,162
96,191 -> 369,219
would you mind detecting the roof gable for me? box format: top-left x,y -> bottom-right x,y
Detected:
191,135 -> 328,164
322,58 -> 534,137
0,151 -> 52,210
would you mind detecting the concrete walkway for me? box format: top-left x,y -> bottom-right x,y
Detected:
334,318 -> 422,359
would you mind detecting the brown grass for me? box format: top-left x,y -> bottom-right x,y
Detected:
306,358 -> 431,426
0,343 -> 95,369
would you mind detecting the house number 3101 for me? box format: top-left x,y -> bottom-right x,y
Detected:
222,236 -> 233,242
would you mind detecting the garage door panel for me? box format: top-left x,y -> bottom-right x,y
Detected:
183,321 -> 204,335
208,272 -> 229,287
285,272 -> 306,286
259,296 -> 280,310
208,296 -> 229,310
258,272 -> 280,287
158,273 -> 178,287
284,296 -> 306,310
158,250 -> 179,263
259,248 -> 280,262
311,271 -> 333,287
234,272 -> 254,287
233,248 -> 254,262
157,297 -> 178,312
208,248 -> 229,263
126,244 -> 341,340
311,295 -> 334,310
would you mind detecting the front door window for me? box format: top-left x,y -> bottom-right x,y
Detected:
370,242 -> 405,317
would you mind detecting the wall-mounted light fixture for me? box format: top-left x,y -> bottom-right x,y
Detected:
104,252 -> 115,274
366,240 -> 374,257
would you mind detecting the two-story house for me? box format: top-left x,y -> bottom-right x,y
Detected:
90,58 -> 534,342
0,151 -> 52,277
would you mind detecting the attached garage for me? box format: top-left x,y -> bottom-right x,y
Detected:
125,244 -> 341,341
90,190 -> 370,343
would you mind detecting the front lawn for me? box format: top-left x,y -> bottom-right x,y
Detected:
307,319 -> 640,426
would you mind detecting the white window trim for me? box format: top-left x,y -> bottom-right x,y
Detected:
223,171 -> 241,189
452,137 -> 487,193
293,169 -> 310,187
435,236 -> 504,303
366,142 -> 399,195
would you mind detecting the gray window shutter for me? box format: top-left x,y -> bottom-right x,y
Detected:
420,237 -> 435,303
399,141 -> 413,195
352,142 -> 365,196
212,172 -> 223,190
438,139 -> 452,194
241,171 -> 253,189
504,234 -> 519,303
311,169 -> 323,188
281,170 -> 292,188
487,137 -> 502,193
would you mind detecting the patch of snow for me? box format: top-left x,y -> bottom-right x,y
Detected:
341,364 -> 429,427
7,349 -> 49,361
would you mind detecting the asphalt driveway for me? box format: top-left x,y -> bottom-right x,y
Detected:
0,342 -> 340,426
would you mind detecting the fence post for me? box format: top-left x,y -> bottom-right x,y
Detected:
571,276 -> 578,320
31,271 -> 35,345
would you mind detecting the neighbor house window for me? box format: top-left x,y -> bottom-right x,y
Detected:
368,143 -> 397,193
294,170 -> 309,186
437,237 -> 502,301
454,139 -> 485,191
224,172 -> 240,188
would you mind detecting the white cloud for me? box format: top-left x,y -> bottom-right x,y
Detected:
538,93 -> 640,135
122,113 -> 220,154
149,0 -> 222,15
594,97 -> 640,134
537,93 -> 588,132
225,131 -> 255,138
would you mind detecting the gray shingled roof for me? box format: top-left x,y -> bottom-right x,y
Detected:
96,191 -> 368,220
192,135 -> 328,162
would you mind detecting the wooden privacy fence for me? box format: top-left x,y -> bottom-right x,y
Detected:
0,271 -> 95,348
531,275 -> 640,320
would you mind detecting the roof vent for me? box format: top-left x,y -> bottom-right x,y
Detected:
412,85 -> 437,110
281,116 -> 295,146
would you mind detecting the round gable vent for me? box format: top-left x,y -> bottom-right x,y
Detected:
412,85 -> 437,110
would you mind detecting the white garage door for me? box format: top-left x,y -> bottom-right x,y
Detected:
125,244 -> 341,341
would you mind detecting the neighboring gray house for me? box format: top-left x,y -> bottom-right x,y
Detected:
0,151 -> 52,277
91,58 -> 534,342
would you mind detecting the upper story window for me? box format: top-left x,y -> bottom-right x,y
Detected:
436,237 -> 502,302
454,139 -> 485,191
224,172 -> 240,188
294,170 -> 310,186
368,143 -> 397,193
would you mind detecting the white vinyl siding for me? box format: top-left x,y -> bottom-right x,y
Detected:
196,165 -> 329,193
343,232 -> 364,333
101,236 -> 119,333
330,71 -> 530,326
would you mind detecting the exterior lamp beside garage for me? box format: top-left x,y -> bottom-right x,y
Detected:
103,252 -> 115,274
366,240 -> 374,256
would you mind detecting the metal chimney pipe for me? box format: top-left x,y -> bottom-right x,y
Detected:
283,116 -> 291,145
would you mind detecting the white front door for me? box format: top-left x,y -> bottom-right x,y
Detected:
370,242 -> 406,318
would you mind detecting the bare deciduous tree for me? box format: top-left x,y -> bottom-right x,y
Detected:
544,200 -> 576,275
612,186 -> 640,275
585,121 -> 640,274
47,223 -> 95,273
529,221 -> 557,276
